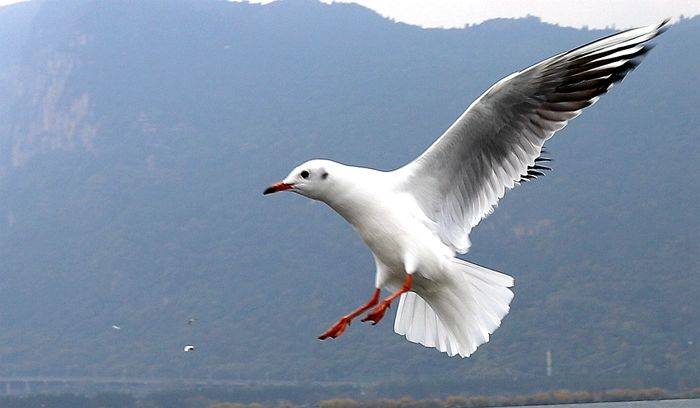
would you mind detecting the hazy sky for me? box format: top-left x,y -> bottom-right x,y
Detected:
315,0 -> 700,29
1,0 -> 699,29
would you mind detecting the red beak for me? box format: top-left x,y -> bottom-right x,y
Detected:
263,181 -> 294,195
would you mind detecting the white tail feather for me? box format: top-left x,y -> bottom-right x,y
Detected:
394,259 -> 514,357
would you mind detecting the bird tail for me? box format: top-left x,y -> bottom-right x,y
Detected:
393,258 -> 514,357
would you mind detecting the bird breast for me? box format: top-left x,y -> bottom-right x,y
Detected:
329,187 -> 450,275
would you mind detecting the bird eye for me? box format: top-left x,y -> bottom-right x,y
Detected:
300,170 -> 310,179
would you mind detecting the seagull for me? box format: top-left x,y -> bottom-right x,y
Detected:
264,21 -> 668,357
111,325 -> 121,330
187,317 -> 197,325
183,345 -> 196,352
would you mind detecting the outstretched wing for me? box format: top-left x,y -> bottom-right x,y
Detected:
396,20 -> 668,253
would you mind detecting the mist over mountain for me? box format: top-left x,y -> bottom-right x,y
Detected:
0,0 -> 697,394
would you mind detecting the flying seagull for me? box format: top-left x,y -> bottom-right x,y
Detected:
264,21 -> 668,357
183,345 -> 196,352
111,325 -> 121,331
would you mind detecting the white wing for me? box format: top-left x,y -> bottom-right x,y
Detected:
395,20 -> 668,253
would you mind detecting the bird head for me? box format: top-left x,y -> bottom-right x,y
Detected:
263,159 -> 339,201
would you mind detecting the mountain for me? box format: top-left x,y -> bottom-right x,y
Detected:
0,0 -> 697,395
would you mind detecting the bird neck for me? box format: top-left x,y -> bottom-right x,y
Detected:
321,167 -> 387,226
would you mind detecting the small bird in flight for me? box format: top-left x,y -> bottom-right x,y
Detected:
111,325 -> 121,331
183,345 -> 196,352
264,21 -> 668,357
187,317 -> 197,325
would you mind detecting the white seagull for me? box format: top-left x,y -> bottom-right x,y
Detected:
264,21 -> 668,357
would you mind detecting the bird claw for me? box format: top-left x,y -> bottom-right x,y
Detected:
318,317 -> 351,340
361,301 -> 390,325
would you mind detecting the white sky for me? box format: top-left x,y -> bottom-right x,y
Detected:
1,0 -> 699,29
321,0 -> 700,29
248,0 -> 700,29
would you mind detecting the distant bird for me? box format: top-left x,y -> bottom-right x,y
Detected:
264,21 -> 668,357
183,345 -> 196,352
111,325 -> 121,330
187,317 -> 197,325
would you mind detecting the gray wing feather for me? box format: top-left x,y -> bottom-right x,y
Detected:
397,20 -> 669,253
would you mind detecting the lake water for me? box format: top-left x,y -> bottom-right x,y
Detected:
511,400 -> 699,408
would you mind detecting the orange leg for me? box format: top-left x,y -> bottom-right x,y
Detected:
318,288 -> 381,340
361,275 -> 413,325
